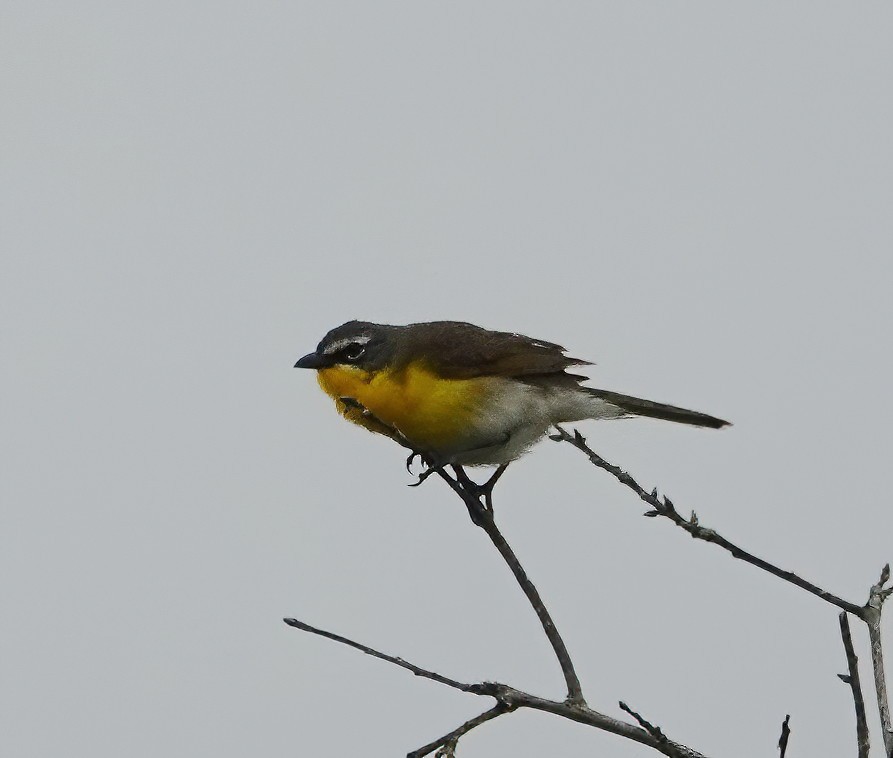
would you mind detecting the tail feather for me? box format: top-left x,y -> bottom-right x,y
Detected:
586,388 -> 730,429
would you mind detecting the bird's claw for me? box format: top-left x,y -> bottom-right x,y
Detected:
405,451 -> 426,473
408,466 -> 439,487
407,453 -> 446,487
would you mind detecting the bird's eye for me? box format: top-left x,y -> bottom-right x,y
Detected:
343,343 -> 365,361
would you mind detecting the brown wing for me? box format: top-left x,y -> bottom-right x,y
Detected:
397,321 -> 591,379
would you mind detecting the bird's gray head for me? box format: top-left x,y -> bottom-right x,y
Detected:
294,320 -> 396,370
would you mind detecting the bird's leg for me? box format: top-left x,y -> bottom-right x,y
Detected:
451,463 -> 509,514
450,466 -> 489,526
444,431 -> 512,489
481,463 -> 509,512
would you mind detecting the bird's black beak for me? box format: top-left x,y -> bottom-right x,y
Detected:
294,352 -> 328,369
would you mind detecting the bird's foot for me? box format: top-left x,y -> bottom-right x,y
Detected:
408,453 -> 447,487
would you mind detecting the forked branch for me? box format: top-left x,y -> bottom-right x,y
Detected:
283,616 -> 707,758
406,705 -> 512,758
339,398 -> 587,705
431,464 -> 586,706
288,398 -> 708,755
291,407 -> 889,755
553,424 -> 893,755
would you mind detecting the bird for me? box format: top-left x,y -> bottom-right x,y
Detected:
294,320 -> 730,476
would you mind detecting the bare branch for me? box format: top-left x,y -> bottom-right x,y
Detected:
331,398 -> 587,705
619,701 -> 687,758
434,466 -> 586,705
479,514 -> 586,705
865,566 -> 893,757
490,686 -> 708,758
282,617 -> 480,694
551,425 -> 865,617
776,714 -> 791,758
283,616 -> 709,757
407,704 -> 512,758
838,612 -> 870,758
293,406 -> 757,756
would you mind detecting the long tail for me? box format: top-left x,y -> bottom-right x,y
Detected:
587,388 -> 731,429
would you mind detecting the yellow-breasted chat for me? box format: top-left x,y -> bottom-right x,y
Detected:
295,320 -> 729,469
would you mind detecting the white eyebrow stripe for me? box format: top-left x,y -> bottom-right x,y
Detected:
323,335 -> 371,355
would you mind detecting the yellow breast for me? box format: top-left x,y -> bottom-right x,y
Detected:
316,361 -> 491,452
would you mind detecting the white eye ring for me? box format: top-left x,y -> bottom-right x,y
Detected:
344,343 -> 365,361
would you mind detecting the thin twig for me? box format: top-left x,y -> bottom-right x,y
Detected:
435,466 -> 586,705
838,612 -> 870,758
776,714 -> 791,758
282,616 -> 709,757
551,426 -> 865,617
619,701 -> 686,758
407,704 -> 512,758
282,617 -> 480,694
865,565 -> 893,757
478,507 -> 586,705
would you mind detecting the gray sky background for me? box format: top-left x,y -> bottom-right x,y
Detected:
3,3 -> 892,756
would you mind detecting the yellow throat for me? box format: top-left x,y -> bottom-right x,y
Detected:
316,361 -> 491,451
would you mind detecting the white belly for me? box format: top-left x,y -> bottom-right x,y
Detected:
450,378 -> 624,466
